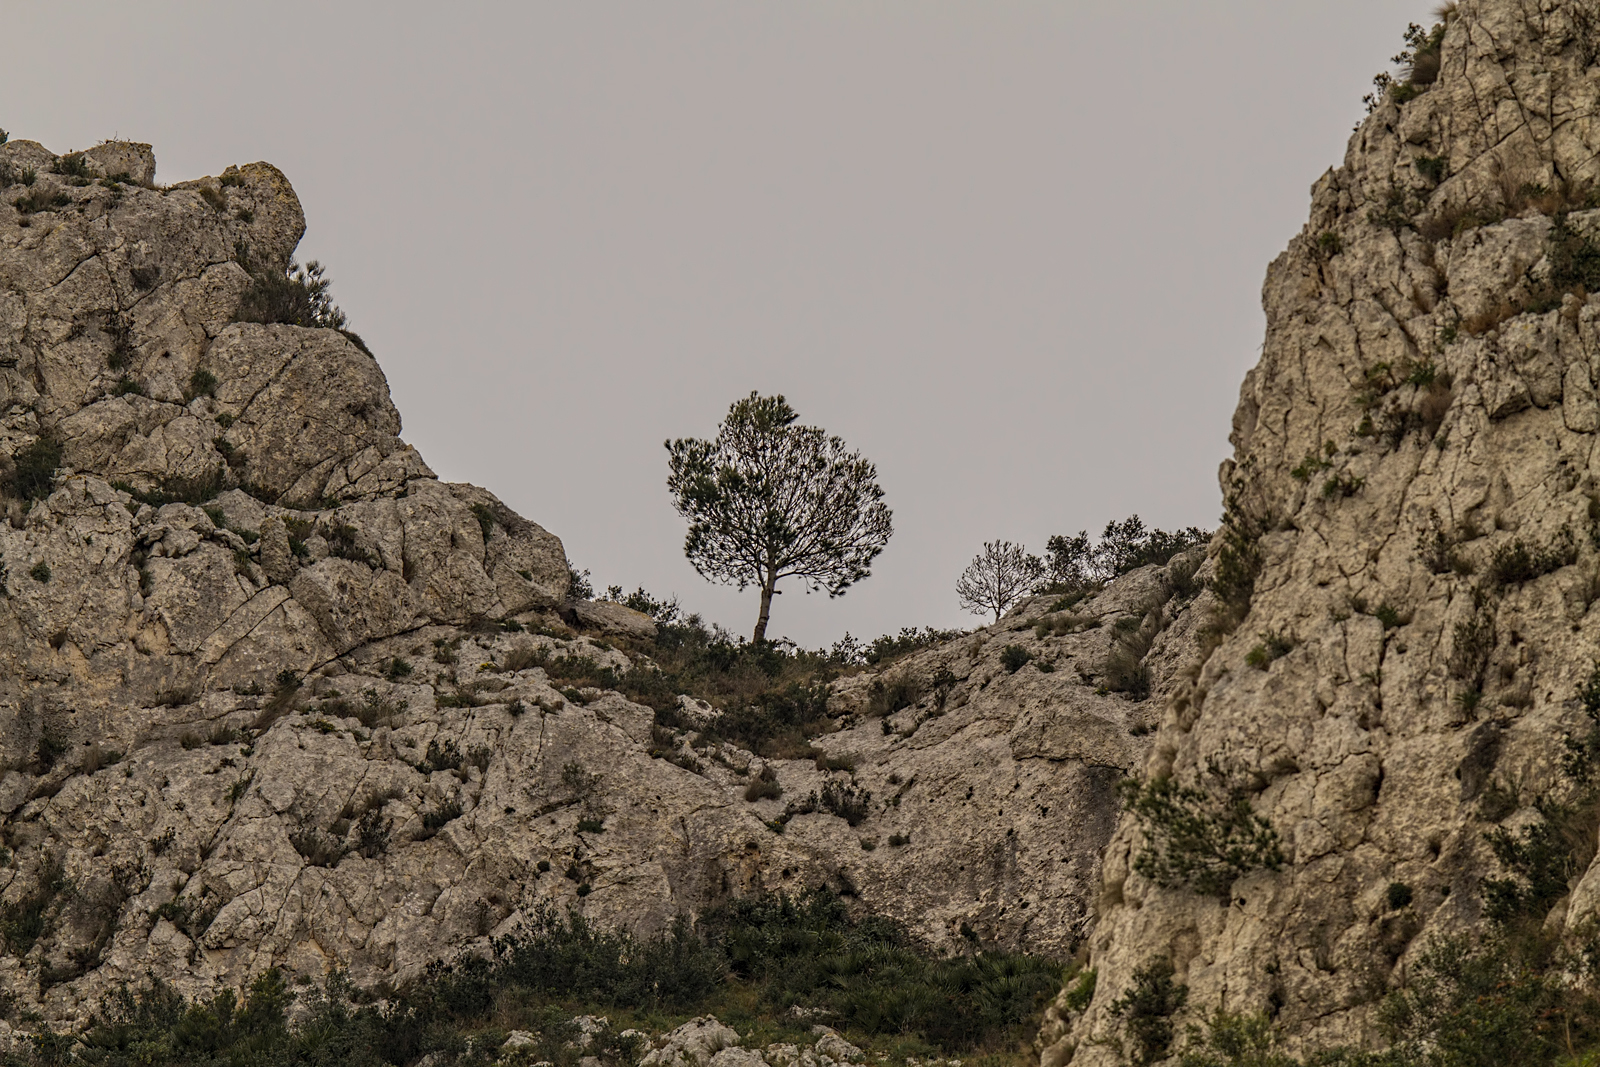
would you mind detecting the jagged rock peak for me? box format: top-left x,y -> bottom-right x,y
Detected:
1044,1 -> 1600,1062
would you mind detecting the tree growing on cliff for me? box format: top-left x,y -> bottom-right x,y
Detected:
956,541 -> 1043,623
666,393 -> 893,644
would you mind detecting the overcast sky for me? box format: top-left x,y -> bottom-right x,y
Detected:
8,2 -> 1434,647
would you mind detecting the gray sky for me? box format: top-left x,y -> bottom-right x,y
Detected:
9,2 -> 1433,648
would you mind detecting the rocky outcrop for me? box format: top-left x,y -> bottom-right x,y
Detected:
1044,2 -> 1600,1061
0,138 -> 1204,1024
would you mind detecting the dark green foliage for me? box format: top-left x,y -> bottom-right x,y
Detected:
1416,154 -> 1448,184
1,862 -> 64,955
1208,485 -> 1267,637
6,435 -> 62,502
1363,18 -> 1448,113
1488,528 -> 1576,587
54,152 -> 91,178
744,774 -> 783,802
27,561 -> 50,583
831,625 -> 966,667
421,800 -> 463,834
416,738 -> 463,775
383,657 -> 412,682
999,645 -> 1032,673
1245,631 -> 1293,670
866,675 -> 923,718
1043,516 -> 1209,590
1563,661 -> 1600,783
818,780 -> 871,826
706,888 -> 1063,1049
1367,934 -> 1600,1067
577,818 -> 605,833
113,469 -> 227,508
568,565 -> 596,599
1543,212 -> 1600,295
468,502 -> 495,541
13,187 -> 69,215
324,523 -> 375,565
1448,603 -> 1495,688
32,728 -> 67,773
604,585 -> 683,623
666,392 -> 893,643
1108,959 -> 1188,1066
187,368 -> 217,399
0,891 -> 1065,1064
1122,775 -> 1285,897
1482,795 -> 1599,924
234,252 -> 352,333
1386,882 -> 1414,910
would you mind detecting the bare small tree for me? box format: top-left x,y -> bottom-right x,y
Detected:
956,540 -> 1044,623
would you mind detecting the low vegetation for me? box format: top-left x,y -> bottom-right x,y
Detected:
1120,772 -> 1285,899
8,889 -> 1065,1066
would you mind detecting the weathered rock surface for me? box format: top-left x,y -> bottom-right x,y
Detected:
1045,2 -> 1600,1061
0,138 -> 1202,1023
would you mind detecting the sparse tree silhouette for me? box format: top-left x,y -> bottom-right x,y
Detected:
666,392 -> 893,643
1045,515 -> 1210,590
956,541 -> 1044,623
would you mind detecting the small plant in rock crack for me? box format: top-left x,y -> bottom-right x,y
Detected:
1244,631 -> 1293,670
1121,770 -> 1285,898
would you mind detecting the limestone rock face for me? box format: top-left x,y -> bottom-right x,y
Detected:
0,138 -> 1201,1023
1045,2 -> 1600,1061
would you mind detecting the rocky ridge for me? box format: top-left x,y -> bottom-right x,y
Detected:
1043,1 -> 1600,1062
0,137 -> 1199,1027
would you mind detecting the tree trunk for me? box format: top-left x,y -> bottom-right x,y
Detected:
752,572 -> 777,644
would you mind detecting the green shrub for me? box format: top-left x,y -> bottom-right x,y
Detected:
1386,881 -> 1414,910
1207,484 -> 1267,637
866,674 -> 922,717
421,800 -> 463,834
819,780 -> 872,826
1448,602 -> 1495,688
188,367 -> 218,398
54,152 -> 91,178
1245,631 -> 1293,670
28,561 -> 50,583
1122,774 -> 1285,898
6,434 -> 62,501
1416,155 -> 1448,185
234,253 -> 355,337
13,186 -> 69,215
744,775 -> 783,802
113,469 -> 227,508
1062,969 -> 1096,1012
1109,959 -> 1188,1066
469,502 -> 495,541
999,644 -> 1032,673
1044,516 -> 1210,589
1489,528 -> 1576,586
577,818 -> 605,833
1,862 -> 64,956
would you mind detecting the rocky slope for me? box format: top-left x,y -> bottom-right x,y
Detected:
0,137 -> 1197,1029
1042,1 -> 1600,1062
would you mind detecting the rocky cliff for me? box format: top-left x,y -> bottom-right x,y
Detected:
1042,1 -> 1600,1062
0,136 -> 1197,1030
